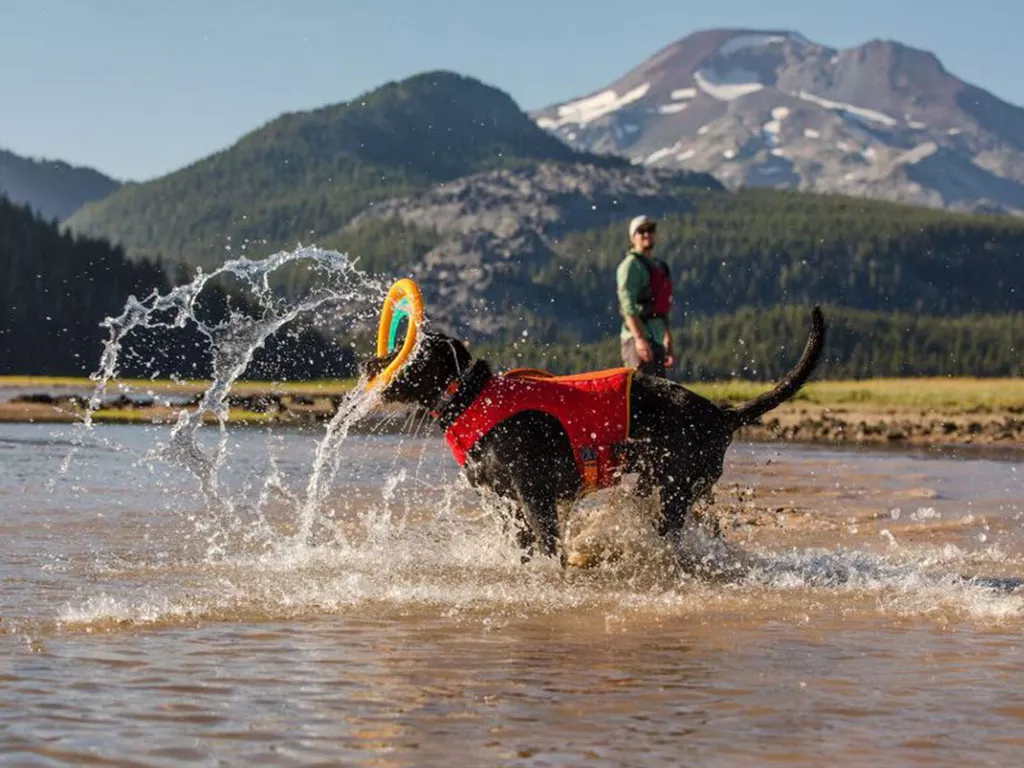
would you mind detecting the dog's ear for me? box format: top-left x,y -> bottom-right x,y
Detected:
437,333 -> 472,373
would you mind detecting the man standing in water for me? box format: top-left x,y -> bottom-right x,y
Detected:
617,215 -> 674,377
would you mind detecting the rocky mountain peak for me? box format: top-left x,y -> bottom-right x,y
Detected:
531,29 -> 1024,215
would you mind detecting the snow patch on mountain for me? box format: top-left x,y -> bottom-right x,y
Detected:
694,68 -> 764,101
795,91 -> 900,128
645,143 -> 686,164
536,83 -> 650,129
895,142 -> 939,166
657,102 -> 689,115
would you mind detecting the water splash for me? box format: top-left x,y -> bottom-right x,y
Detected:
68,247 -> 388,554
297,384 -> 380,544
52,503 -> 1024,633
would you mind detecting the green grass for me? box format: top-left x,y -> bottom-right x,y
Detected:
690,377 -> 1024,410
0,375 -> 358,396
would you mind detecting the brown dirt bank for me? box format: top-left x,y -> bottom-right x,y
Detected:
735,402 -> 1023,449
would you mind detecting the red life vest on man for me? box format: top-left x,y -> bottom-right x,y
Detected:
443,367 -> 634,492
637,254 -> 673,319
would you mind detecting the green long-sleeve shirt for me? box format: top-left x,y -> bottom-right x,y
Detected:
616,250 -> 667,344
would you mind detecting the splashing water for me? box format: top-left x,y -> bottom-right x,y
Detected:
67,247 -> 389,555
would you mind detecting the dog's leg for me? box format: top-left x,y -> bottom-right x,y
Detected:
635,464 -> 657,500
468,411 -> 577,563
654,475 -> 693,538
655,475 -> 723,539
512,476 -> 561,560
478,488 -> 536,554
466,455 -> 562,561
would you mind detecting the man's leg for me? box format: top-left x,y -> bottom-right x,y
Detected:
621,338 -> 640,368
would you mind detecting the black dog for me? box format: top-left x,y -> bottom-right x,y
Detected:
365,307 -> 825,561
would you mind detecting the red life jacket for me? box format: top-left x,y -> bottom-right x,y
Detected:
637,255 -> 673,319
444,367 -> 635,492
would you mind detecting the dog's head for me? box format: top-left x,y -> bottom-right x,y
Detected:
362,331 -> 473,408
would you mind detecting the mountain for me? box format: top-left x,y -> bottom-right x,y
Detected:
0,148 -> 121,220
531,29 -> 1024,215
65,71 -> 630,268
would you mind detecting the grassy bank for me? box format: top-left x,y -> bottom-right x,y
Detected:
2,375 -> 1021,411
0,375 -> 358,396
688,377 -> 1024,410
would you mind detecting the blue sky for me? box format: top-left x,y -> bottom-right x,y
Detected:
2,0 -> 1021,181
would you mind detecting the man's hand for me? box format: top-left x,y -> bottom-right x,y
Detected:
635,336 -> 653,362
664,348 -> 675,368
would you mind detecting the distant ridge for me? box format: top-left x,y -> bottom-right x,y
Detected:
0,148 -> 121,220
531,29 -> 1024,215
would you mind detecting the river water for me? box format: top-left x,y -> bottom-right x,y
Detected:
1,422 -> 1022,766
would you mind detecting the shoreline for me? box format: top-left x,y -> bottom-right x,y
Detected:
734,401 -> 1023,450
1,398 -> 1020,452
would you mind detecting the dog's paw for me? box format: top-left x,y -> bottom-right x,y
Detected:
564,540 -> 624,569
565,549 -> 603,569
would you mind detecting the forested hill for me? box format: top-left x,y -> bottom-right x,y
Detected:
65,71 -> 684,269
540,188 -> 1024,338
0,148 -> 121,221
3,189 -> 1020,378
328,182 -> 1023,377
330,175 -> 1024,340
0,195 -> 166,375
476,305 -> 1023,379
0,196 -> 350,378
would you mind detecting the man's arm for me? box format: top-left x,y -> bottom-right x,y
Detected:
662,326 -> 674,367
616,257 -> 653,362
626,315 -> 653,361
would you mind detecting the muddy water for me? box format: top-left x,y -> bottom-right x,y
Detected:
1,423 -> 1022,766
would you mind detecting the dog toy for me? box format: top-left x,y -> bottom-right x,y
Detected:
368,278 -> 424,389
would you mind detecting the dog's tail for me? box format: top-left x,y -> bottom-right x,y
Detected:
724,306 -> 826,430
